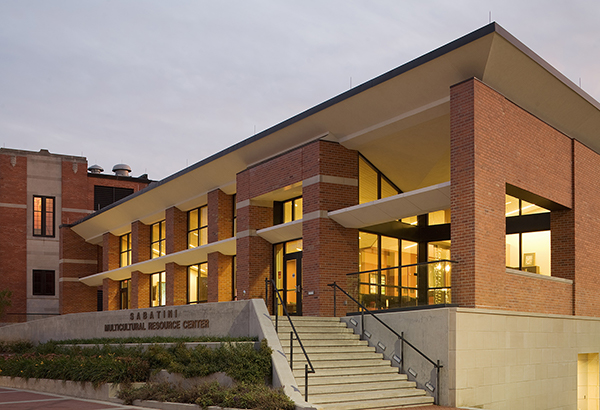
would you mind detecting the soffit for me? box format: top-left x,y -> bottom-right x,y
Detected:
72,24 -> 600,243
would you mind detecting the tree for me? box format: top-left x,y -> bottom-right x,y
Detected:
0,289 -> 12,320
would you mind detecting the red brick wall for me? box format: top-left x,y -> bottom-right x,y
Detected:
166,262 -> 186,306
0,153 -> 27,322
207,252 -> 234,302
573,141 -> 600,316
102,278 -> 119,311
102,233 -> 120,272
132,221 -> 150,264
235,140 -> 358,315
130,270 -> 150,309
450,78 -> 574,313
166,207 -> 187,254
208,189 -> 234,243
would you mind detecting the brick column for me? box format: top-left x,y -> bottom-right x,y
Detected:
132,220 -> 151,263
166,207 -> 187,254
102,278 -> 119,311
102,232 -> 119,272
166,262 -> 187,306
207,252 -> 234,302
208,189 -> 234,242
130,270 -> 150,309
300,141 -> 359,317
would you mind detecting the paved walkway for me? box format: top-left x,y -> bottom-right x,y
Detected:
0,387 -> 154,410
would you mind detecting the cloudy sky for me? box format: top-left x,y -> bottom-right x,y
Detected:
1,1 -> 598,180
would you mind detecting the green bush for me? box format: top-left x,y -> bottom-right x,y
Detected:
118,381 -> 295,410
0,340 -> 35,354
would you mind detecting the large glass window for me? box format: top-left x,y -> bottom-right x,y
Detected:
283,197 -> 303,223
188,262 -> 208,304
151,220 -> 166,259
358,156 -> 399,204
505,194 -> 551,275
151,272 -> 166,307
120,233 -> 132,267
33,196 -> 55,237
188,206 -> 208,248
32,270 -> 55,295
428,240 -> 451,304
119,279 -> 130,309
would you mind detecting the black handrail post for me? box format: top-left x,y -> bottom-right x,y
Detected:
333,281 -> 337,317
290,331 -> 294,369
265,278 -> 269,313
305,364 -> 309,401
436,360 -> 440,405
361,306 -> 365,340
274,288 -> 278,333
400,331 -> 404,373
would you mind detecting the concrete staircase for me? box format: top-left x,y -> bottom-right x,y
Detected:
273,316 -> 434,410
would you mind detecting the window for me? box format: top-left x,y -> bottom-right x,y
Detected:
358,155 -> 400,204
33,270 -> 55,295
505,194 -> 551,275
93,186 -> 134,210
151,272 -> 166,306
33,196 -> 55,237
120,233 -> 132,267
119,279 -> 130,309
151,220 -> 166,259
188,206 -> 208,248
188,262 -> 208,304
283,197 -> 302,223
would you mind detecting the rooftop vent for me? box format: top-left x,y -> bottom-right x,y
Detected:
112,163 -> 132,177
88,164 -> 104,174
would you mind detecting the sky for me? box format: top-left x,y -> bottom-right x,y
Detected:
1,1 -> 599,180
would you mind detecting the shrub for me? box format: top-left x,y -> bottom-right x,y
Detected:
118,381 -> 295,410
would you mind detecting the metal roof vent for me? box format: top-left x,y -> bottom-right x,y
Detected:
88,164 -> 104,174
112,163 -> 132,176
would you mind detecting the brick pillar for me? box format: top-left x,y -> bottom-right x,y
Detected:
166,207 -> 187,254
59,226 -> 99,314
208,189 -> 234,242
102,278 -> 119,311
207,252 -> 234,302
102,232 -> 119,272
130,270 -> 150,309
132,220 -> 151,263
300,141 -> 359,317
166,262 -> 187,306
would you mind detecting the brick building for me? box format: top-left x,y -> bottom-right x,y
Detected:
0,148 -> 150,323
61,24 -> 600,408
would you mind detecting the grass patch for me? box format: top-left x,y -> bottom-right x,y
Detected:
118,381 -> 295,410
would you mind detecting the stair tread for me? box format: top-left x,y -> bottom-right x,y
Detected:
298,374 -> 409,386
293,366 -> 400,377
317,395 -> 434,410
309,388 -> 427,404
302,380 -> 417,394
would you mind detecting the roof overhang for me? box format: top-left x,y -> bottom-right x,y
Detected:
71,23 -> 600,243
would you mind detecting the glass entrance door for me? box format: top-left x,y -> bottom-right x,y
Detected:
284,252 -> 302,315
274,239 -> 303,315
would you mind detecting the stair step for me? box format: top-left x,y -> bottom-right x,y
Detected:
283,345 -> 375,354
272,316 -> 341,322
288,351 -> 382,361
273,321 -> 345,328
283,339 -> 369,347
293,365 -> 401,378
317,395 -> 434,410
277,326 -> 355,334
310,388 -> 427,404
302,380 -> 417,395
298,373 -> 408,386
292,359 -> 392,370
278,332 -> 360,340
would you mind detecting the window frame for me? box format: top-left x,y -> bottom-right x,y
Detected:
150,220 -> 166,259
358,155 -> 401,204
150,271 -> 166,307
120,233 -> 132,267
187,206 -> 208,248
33,195 -> 55,237
32,269 -> 55,296
187,262 -> 208,304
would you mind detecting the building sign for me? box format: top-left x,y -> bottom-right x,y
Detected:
103,308 -> 209,333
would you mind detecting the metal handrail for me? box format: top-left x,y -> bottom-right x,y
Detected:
345,259 -> 456,276
265,278 -> 315,401
327,281 -> 442,405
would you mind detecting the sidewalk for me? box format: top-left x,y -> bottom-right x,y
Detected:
0,386 -> 153,409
